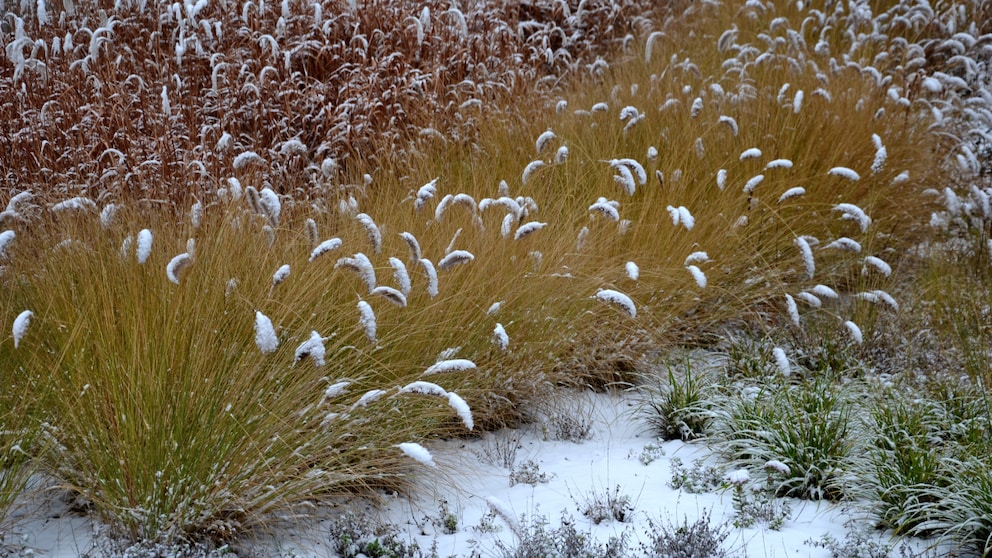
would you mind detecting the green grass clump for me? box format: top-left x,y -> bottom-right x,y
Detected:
640,360 -> 715,441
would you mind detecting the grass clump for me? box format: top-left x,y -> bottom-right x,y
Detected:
640,360 -> 715,441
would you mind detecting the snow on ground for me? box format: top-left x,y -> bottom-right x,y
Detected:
2,391 -> 934,557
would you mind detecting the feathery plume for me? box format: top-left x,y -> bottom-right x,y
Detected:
448,393 -> 474,430
785,294 -> 800,326
832,203 -> 872,232
305,218 -> 318,248
12,310 -> 33,349
684,252 -> 709,265
843,320 -> 863,345
740,148 -> 762,161
136,229 -> 153,264
777,187 -> 806,203
514,221 -> 546,240
0,230 -> 14,259
166,253 -> 193,285
254,311 -> 278,354
335,253 -> 376,292
294,331 -> 327,366
438,250 -> 474,270
388,257 -> 412,296
625,261 -> 639,281
357,300 -> 376,344
863,255 -> 892,278
424,359 -> 477,375
272,264 -> 290,287
743,174 -> 765,194
716,169 -> 727,190
371,286 -> 407,308
718,115 -> 739,136
686,265 -> 707,289
414,179 -> 438,212
420,258 -> 439,298
810,284 -> 839,300
795,237 -> 815,279
400,232 -> 422,263
871,134 -> 887,173
593,289 -> 636,318
795,292 -> 822,308
589,198 -> 620,221
259,187 -> 281,226
521,160 -> 546,186
309,238 -> 343,262
536,130 -> 556,153
51,196 -> 96,212
493,323 -> 509,351
828,167 -> 861,182
355,213 -> 382,254
400,381 -> 448,397
396,442 -> 436,467
772,347 -> 791,377
765,159 -> 793,170
100,204 -> 118,228
824,237 -> 861,252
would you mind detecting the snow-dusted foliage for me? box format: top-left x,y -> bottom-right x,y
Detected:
593,289 -> 636,318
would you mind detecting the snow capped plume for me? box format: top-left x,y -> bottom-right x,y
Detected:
357,300 -> 376,344
667,206 -> 681,226
514,221 -> 546,240
0,230 -> 14,259
136,229 -> 153,264
309,238 -> 342,262
492,323 -> 509,351
793,90 -> 804,113
743,174 -> 765,194
777,187 -> 806,203
487,301 -> 503,316
555,145 -> 569,164
740,148 -> 762,161
396,442 -> 436,467
576,226 -> 589,250
765,159 -> 793,170
335,253 -> 376,292
589,198 -> 620,221
718,115 -> 739,136
795,292 -> 822,308
438,250 -> 474,270
424,359 -> 477,376
843,320 -> 863,345
684,252 -> 709,266
614,159 -> 647,185
832,203 -> 872,232
625,262 -> 639,281
420,258 -> 438,298
259,187 -> 281,226
161,85 -> 171,117
824,237 -> 862,252
51,196 -> 97,212
272,264 -> 290,287
355,213 -> 382,254
388,257 -> 412,296
647,146 -> 658,162
871,134 -> 887,174
354,389 -> 387,408
521,160 -> 546,185
620,106 -> 640,121
717,169 -> 727,190
448,393 -> 474,430
400,381 -> 448,397
190,201 -> 203,228
593,289 -> 636,319
686,265 -> 707,289
726,468 -> 750,486
294,331 -> 327,366
857,290 -> 899,312
323,381 -> 351,401
536,130 -> 556,153
677,206 -> 695,230
785,294 -> 800,326
99,204 -> 118,228
166,253 -> 193,285
400,232 -> 422,263
12,310 -> 33,349
810,285 -> 839,300
863,255 -> 892,278
795,237 -> 815,279
828,167 -> 861,182
690,97 -> 703,118
371,286 -> 407,308
254,311 -> 278,354
613,164 -> 636,196
414,179 -> 438,212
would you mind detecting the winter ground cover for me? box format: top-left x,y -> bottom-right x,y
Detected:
2,0 -> 992,556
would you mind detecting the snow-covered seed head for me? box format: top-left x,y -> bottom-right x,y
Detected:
536,130 -> 556,153
166,253 -> 193,285
521,160 -> 546,186
395,442 -> 436,467
686,265 -> 707,289
740,148 -> 762,161
357,300 -> 376,344
832,203 -> 872,232
254,311 -> 278,354
388,257 -> 412,296
423,358 -> 477,375
828,167 -> 861,182
843,320 -> 863,345
743,174 -> 765,194
593,288 -> 636,318
772,347 -> 790,377
420,258 -> 438,298
259,187 -> 282,227
0,230 -> 15,259
862,255 -> 892,278
777,187 -> 806,203
625,261 -> 639,281
400,232 -> 422,264
310,238 -> 342,262
555,145 -> 569,164
371,286 -> 407,308
514,221 -> 546,241
785,294 -> 800,327
262,225 -> 276,248
12,309 -> 33,349
272,264 -> 291,287
589,198 -> 620,222
492,323 -> 509,351
448,393 -> 474,430
718,115 -> 739,136
136,229 -> 153,264
190,201 -> 203,229
305,218 -> 318,248
438,249 -> 474,270
824,237 -> 862,252
871,134 -> 887,174
356,213 -> 382,254
794,237 -> 815,279
294,331 -> 327,367
334,253 -> 376,292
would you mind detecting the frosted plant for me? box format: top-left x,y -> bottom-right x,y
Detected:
304,219 -> 318,249
480,196 -> 522,221
396,442 -> 436,467
166,253 -> 193,285
589,198 -> 620,221
323,381 -> 351,402
626,261 -> 639,281
420,258 -> 438,298
272,264 -> 290,287
357,300 -> 376,344
795,292 -> 822,308
355,213 -> 382,254
399,381 -> 447,397
576,226 -> 589,250
765,159 -> 793,169
487,301 -> 503,316
719,115 -> 739,136
521,160 -> 546,185
371,286 -> 407,308
675,206 -> 695,230
785,294 -> 800,326
667,206 -> 681,226
161,86 -> 171,117
335,253 -> 376,292
591,102 -> 609,112
493,323 -> 509,351
353,389 -> 386,407
514,221 -> 546,240
12,309 -> 33,349
190,201 -> 203,229
717,169 -> 728,190
832,203 -> 872,232
793,90 -> 803,113
620,106 -> 640,121
400,232 -> 422,263
414,179 -> 438,212
555,145 -> 569,164
309,238 -> 342,262
843,320 -> 863,345
233,151 -> 264,170
254,311 -> 278,354
611,158 -> 647,185
726,469 -> 750,486
448,393 -> 474,430
424,359 -> 476,376
51,196 -> 97,212
438,249 -> 474,270
647,146 -> 659,161
294,331 -> 327,367
862,255 -> 892,277
828,167 -> 861,182
684,251 -> 709,266
593,288 -> 636,318
777,187 -> 806,203
136,229 -> 153,264
794,237 -> 815,279
687,265 -> 707,289
871,134 -> 887,173
773,347 -> 791,377
856,290 -> 899,312
824,237 -> 861,252
810,285 -> 839,300
100,204 -> 118,228
740,148 -> 762,160
388,257 -> 411,296
892,171 -> 909,184
0,230 -> 14,259
695,137 -> 705,159
691,96 -> 703,117
535,130 -> 556,153
262,225 -> 275,247
451,193 -> 478,216
743,174 -> 765,194
613,164 -> 637,196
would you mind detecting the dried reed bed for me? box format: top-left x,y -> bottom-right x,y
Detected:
0,0 -> 658,203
